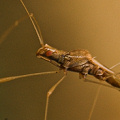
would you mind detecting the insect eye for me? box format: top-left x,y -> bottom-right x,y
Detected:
45,50 -> 53,56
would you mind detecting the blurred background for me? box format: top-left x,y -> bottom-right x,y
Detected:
1,0 -> 120,120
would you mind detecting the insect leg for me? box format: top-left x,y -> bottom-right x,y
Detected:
110,62 -> 120,69
88,84 -> 102,120
0,71 -> 58,83
45,72 -> 67,120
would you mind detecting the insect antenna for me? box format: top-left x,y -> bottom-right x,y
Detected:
0,15 -> 29,45
20,0 -> 44,47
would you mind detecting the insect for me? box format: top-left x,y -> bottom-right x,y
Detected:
0,0 -> 120,120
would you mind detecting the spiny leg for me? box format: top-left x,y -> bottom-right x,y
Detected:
45,72 -> 67,120
0,71 -> 58,83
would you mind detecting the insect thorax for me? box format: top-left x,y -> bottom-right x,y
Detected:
36,44 -> 110,80
36,44 -> 68,65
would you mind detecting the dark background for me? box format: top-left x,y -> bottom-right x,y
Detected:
1,0 -> 120,120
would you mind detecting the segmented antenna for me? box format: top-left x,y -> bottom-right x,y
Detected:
20,0 -> 44,46
0,15 -> 28,45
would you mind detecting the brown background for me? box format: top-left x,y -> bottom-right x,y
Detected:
1,0 -> 120,120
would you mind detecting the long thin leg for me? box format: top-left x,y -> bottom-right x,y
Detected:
110,62 -> 120,69
0,71 -> 58,83
88,84 -> 101,120
88,62 -> 120,120
45,73 -> 67,120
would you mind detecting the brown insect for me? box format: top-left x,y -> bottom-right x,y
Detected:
1,0 -> 120,120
